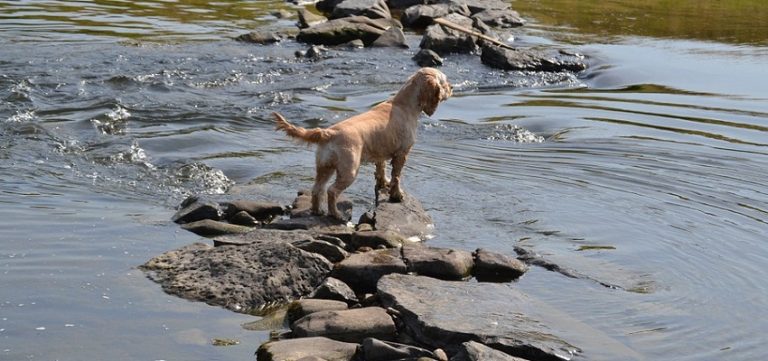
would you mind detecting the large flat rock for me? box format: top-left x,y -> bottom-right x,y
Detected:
373,191 -> 433,241
378,274 -> 642,361
140,241 -> 332,314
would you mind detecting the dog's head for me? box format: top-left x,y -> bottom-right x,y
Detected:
416,68 -> 452,116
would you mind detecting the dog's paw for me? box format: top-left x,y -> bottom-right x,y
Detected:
388,190 -> 404,203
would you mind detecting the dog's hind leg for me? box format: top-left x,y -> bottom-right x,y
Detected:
312,165 -> 334,215
374,160 -> 390,196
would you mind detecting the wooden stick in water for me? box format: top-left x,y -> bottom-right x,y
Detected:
432,17 -> 515,50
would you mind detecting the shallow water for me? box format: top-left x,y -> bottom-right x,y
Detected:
1,1 -> 767,360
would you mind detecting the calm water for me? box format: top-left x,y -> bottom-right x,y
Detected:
2,1 -> 767,360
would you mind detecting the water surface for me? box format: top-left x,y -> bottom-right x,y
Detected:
1,1 -> 767,360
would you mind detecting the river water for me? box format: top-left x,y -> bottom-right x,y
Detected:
1,1 -> 767,360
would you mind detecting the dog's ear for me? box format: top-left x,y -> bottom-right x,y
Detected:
419,74 -> 442,116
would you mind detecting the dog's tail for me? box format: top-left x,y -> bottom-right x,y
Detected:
273,112 -> 334,144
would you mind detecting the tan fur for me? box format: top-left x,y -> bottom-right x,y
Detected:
274,67 -> 452,219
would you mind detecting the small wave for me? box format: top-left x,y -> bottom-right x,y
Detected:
486,124 -> 545,143
173,162 -> 233,195
5,110 -> 37,123
92,105 -> 131,135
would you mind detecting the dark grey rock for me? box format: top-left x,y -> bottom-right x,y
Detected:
222,200 -> 284,222
140,241 -> 332,314
473,248 -> 527,282
350,230 -> 406,250
256,337 -> 357,361
310,277 -> 360,304
403,244 -> 474,280
299,8 -> 328,29
379,274 -> 643,361
297,16 -> 392,46
401,2 -> 470,28
332,248 -> 406,293
419,13 -> 478,55
371,26 -> 408,48
388,0 -> 425,10
361,338 -> 437,360
480,44 -> 587,73
316,0 -> 346,12
235,31 -> 282,44
412,48 -> 444,67
172,198 -> 221,224
180,219 -> 253,237
471,9 -> 525,28
293,239 -> 350,263
463,0 -> 511,14
331,0 -> 391,19
372,190 -> 433,240
291,307 -> 396,342
287,299 -> 349,324
213,228 -> 315,247
452,341 -> 530,361
228,210 -> 259,227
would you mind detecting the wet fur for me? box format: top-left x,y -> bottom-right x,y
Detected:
274,67 -> 452,219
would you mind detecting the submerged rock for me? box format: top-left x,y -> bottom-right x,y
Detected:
140,241 -> 332,313
180,219 -> 254,237
361,338 -> 438,360
256,336 -> 358,361
412,48 -> 444,67
480,44 -> 587,73
291,307 -> 396,342
235,31 -> 282,44
472,248 -> 527,282
172,197 -> 221,224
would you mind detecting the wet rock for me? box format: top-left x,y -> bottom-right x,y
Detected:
463,0 -> 511,13
310,277 -> 360,305
420,13 -> 478,55
331,0 -> 391,20
235,31 -> 282,44
140,241 -> 332,313
172,198 -> 221,224
212,228 -> 314,247
293,238 -> 350,263
350,229 -> 406,250
480,44 -> 587,73
287,299 -> 349,324
332,248 -> 406,293
371,26 -> 408,48
403,244 -> 474,280
471,9 -> 525,28
472,248 -> 527,282
180,219 -> 254,237
372,192 -> 433,241
291,307 -> 396,342
228,210 -> 259,227
377,274 -> 580,360
299,8 -> 328,29
222,200 -> 284,222
361,338 -> 437,360
291,190 -> 353,221
412,48 -> 444,67
388,0 -> 424,10
316,0 -> 345,13
256,337 -> 358,361
452,341 -> 529,361
401,2 -> 471,29
297,16 -> 392,46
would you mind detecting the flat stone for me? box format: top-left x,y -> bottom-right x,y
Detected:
266,215 -> 352,234
212,228 -> 314,247
297,16 -> 392,46
235,31 -> 282,44
331,0 -> 391,20
291,307 -> 396,342
419,13 -> 478,55
471,9 -> 525,28
464,0 -> 511,13
413,48 -> 444,67
350,230 -> 406,250
473,248 -> 527,282
378,274 -> 642,361
403,244 -> 474,280
310,277 -> 360,305
371,26 -> 408,48
293,239 -> 350,263
256,337 -> 358,361
172,198 -> 221,224
140,241 -> 332,313
361,338 -> 437,361
221,200 -> 283,222
373,191 -> 433,241
480,44 -> 587,73
332,249 -> 406,293
299,8 -> 328,29
287,299 -> 349,324
180,219 -> 254,237
452,341 -> 530,361
401,2 -> 471,28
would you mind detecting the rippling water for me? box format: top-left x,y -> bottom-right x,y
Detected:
2,1 -> 767,360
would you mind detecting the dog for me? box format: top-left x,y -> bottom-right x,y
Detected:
273,67 -> 452,219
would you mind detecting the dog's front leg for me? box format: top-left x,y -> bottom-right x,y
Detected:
388,153 -> 408,202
